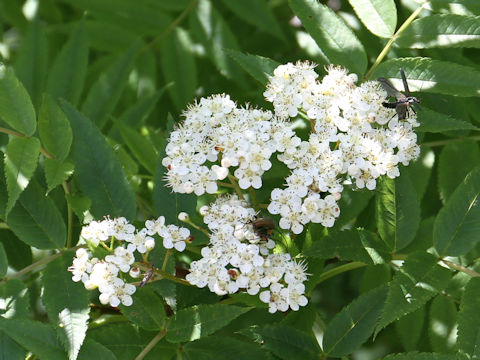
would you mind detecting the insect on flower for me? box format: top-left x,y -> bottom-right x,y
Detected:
139,266 -> 155,287
377,68 -> 420,120
251,217 -> 275,241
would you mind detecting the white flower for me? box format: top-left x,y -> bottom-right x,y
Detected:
284,283 -> 308,311
145,216 -> 166,236
126,228 -> 154,254
68,248 -> 91,283
259,282 -> 289,313
81,220 -> 111,245
159,225 -> 190,252
109,217 -> 135,241
105,244 -> 136,273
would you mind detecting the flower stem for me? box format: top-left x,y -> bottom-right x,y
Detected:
422,135 -> 480,148
217,181 -> 236,188
135,330 -> 167,360
156,269 -> 192,286
182,218 -> 210,237
144,0 -> 197,52
364,3 -> 427,80
441,259 -> 480,278
0,127 -> 55,159
316,261 -> 367,284
0,251 -> 63,286
227,174 -> 246,200
162,250 -> 171,271
62,182 -> 74,249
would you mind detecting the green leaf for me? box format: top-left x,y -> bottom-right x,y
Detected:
395,306 -> 425,351
347,0 -> 397,38
0,330 -> 26,360
438,140 -> 480,203
288,0 -> 367,75
77,339 -> 116,360
62,0 -> 171,36
417,106 -> 478,133
429,296 -> 457,353
434,166 -> 480,256
373,58 -> 480,97
400,217 -> 434,254
375,252 -> 451,335
224,49 -> 280,86
88,323 -> 168,360
44,158 -> 74,194
161,28 -> 197,111
84,20 -> 138,53
0,279 -> 30,319
381,352 -> 456,360
38,94 -> 73,162
429,0 -> 480,15
119,287 -> 166,331
375,175 -> 421,252
0,230 -> 32,270
249,325 -> 321,360
334,189 -> 373,229
13,18 -> 48,109
190,0 -> 246,84
0,66 -> 36,136
183,336 -> 267,360
0,242 -> 6,278
4,136 -> 41,217
42,252 -> 90,360
457,277 -> 480,357
0,159 -> 6,220
117,89 -> 165,128
6,179 -> 66,249
81,43 -> 138,128
397,14 -> 480,49
360,264 -> 391,293
221,0 -> 285,41
304,229 -> 391,264
65,194 -> 91,223
61,100 -> 136,220
117,123 -> 157,175
402,146 -> 434,203
323,285 -> 388,357
166,304 -> 251,343
46,20 -> 88,106
0,318 -> 66,360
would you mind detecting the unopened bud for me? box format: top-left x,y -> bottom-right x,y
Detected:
178,212 -> 189,221
129,267 -> 141,278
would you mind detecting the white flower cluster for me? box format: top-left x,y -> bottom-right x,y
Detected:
162,94 -> 296,194
69,216 -> 191,307
162,62 -> 420,234
186,195 -> 308,313
263,62 -> 420,234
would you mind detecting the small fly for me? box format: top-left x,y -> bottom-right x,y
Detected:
251,217 -> 275,241
377,68 -> 420,120
139,266 -> 155,287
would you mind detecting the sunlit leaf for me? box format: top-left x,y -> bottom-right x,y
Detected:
289,0 -> 367,75
397,14 -> 480,48
348,0 -> 397,38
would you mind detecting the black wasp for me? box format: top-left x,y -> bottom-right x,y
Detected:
377,69 -> 420,120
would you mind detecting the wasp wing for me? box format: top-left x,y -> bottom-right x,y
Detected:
377,77 -> 406,100
400,68 -> 411,96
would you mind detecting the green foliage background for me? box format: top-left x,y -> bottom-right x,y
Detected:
0,0 -> 480,359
